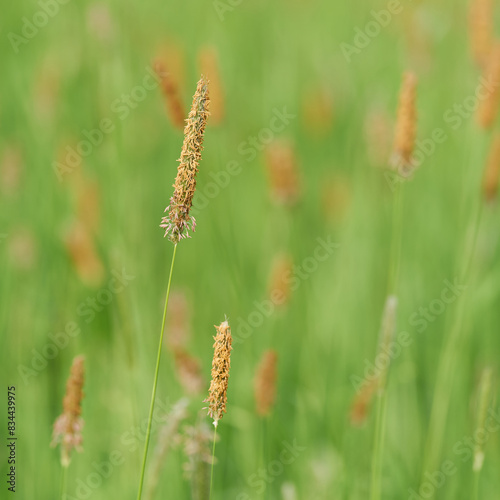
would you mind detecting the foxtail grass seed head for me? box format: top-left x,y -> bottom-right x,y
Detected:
477,43 -> 500,129
390,72 -> 417,176
160,77 -> 210,244
204,320 -> 232,427
7,227 -> 37,271
349,378 -> 378,426
321,174 -> 351,224
153,58 -> 186,129
265,140 -> 301,206
1,145 -> 23,198
198,47 -> 224,125
166,291 -> 191,349
301,84 -> 334,137
473,367 -> 494,472
483,132 -> 500,201
51,355 -> 85,467
86,4 -> 116,42
70,171 -> 100,235
174,348 -> 205,396
63,219 -> 104,287
268,254 -> 293,308
469,0 -> 494,68
33,58 -> 60,124
254,350 -> 278,417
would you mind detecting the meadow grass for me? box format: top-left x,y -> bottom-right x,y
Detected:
2,0 -> 500,499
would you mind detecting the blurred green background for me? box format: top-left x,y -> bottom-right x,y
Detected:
2,0 -> 500,498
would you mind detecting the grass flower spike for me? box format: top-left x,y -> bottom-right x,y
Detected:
153,59 -> 186,130
469,0 -> 493,67
205,320 -> 232,427
51,355 -> 85,467
161,76 -> 210,243
477,43 -> 500,129
390,72 -> 417,175
254,349 -> 278,417
483,132 -> 500,201
265,140 -> 301,207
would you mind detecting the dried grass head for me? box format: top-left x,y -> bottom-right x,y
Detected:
160,77 -> 210,243
51,355 -> 85,467
390,72 -> 417,176
254,350 -> 278,417
204,320 -> 232,427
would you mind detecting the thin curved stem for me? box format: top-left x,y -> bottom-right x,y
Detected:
60,465 -> 68,500
136,243 -> 178,500
472,470 -> 480,500
422,203 -> 483,479
370,184 -> 404,500
370,391 -> 388,500
209,424 -> 218,500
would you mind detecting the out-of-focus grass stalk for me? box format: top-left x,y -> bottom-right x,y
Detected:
136,244 -> 178,500
472,367 -> 493,500
60,465 -> 68,500
209,426 -> 217,500
422,202 -> 483,481
422,127 -> 486,486
370,184 -> 404,500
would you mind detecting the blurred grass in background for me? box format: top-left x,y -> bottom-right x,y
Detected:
2,0 -> 500,498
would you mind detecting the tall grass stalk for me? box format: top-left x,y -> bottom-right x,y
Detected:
60,465 -> 68,500
370,183 -> 404,500
209,425 -> 218,500
136,243 -> 178,500
422,202 -> 483,481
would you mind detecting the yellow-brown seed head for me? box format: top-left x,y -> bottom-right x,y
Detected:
153,58 -> 186,130
268,254 -> 293,308
254,350 -> 278,417
198,46 -> 224,125
265,140 -> 301,206
469,0 -> 494,68
160,77 -> 210,243
349,377 -> 378,427
483,132 -> 500,201
174,348 -> 205,396
63,219 -> 104,287
390,72 -> 417,176
477,43 -> 500,129
51,355 -> 85,467
204,321 -> 232,426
